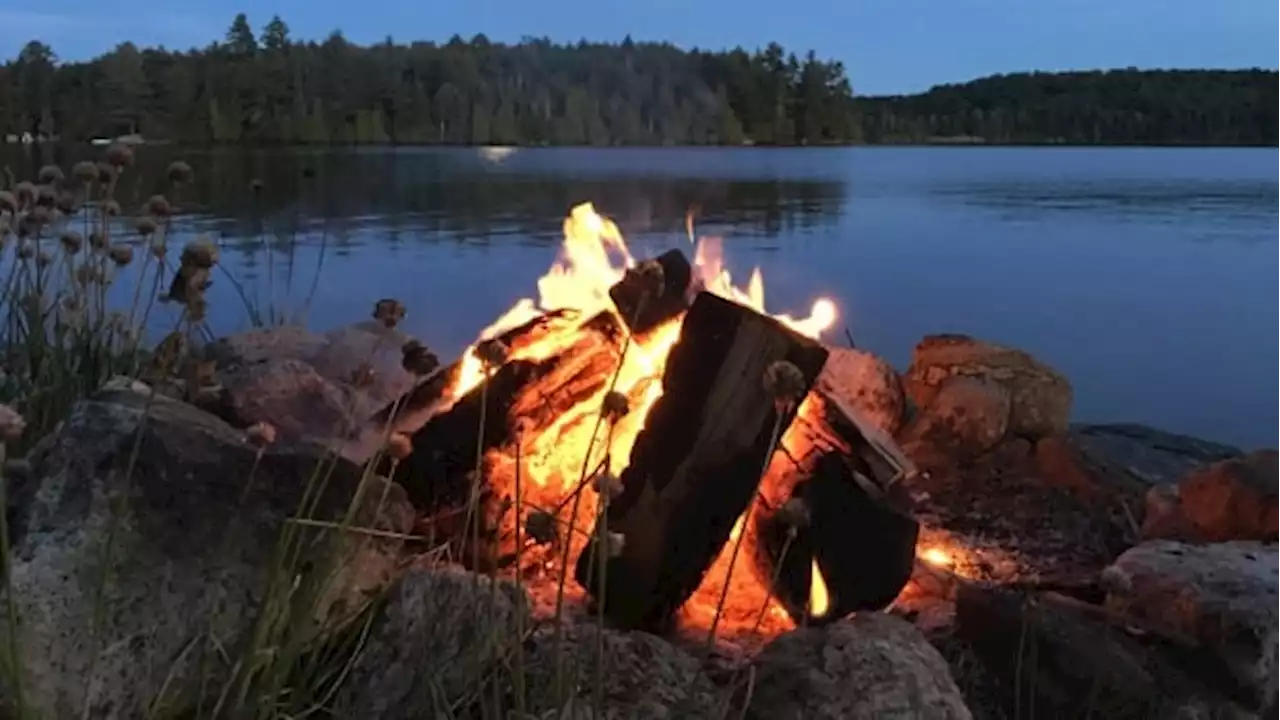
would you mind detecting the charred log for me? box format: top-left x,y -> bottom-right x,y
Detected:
608,248 -> 693,335
955,584 -> 1254,719
393,311 -> 623,509
575,291 -> 829,630
756,452 -> 918,625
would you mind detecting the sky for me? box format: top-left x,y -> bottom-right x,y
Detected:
1,0 -> 1276,95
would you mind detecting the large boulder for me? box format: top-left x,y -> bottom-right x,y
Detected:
206,321 -> 436,462
336,565 -> 529,718
1101,540 -> 1279,712
1142,451 -> 1278,543
899,376 -> 1011,462
742,613 -> 972,719
903,334 -> 1072,440
817,347 -> 906,437
6,385 -> 414,719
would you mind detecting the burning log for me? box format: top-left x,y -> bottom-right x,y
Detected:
608,248 -> 693,334
392,311 -> 624,509
575,291 -> 829,631
756,451 -> 919,625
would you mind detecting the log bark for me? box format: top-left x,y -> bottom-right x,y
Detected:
574,291 -> 829,630
608,248 -> 693,335
954,583 -> 1253,719
756,451 -> 918,625
392,311 -> 623,509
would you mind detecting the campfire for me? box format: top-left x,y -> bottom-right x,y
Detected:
389,203 -> 925,642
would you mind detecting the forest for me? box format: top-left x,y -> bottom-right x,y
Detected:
0,13 -> 1274,147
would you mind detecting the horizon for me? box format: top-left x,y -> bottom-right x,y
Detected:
1,0 -> 1276,96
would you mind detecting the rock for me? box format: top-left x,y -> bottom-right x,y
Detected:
903,334 -> 1072,440
743,613 -> 972,719
522,623 -> 721,719
336,565 -> 529,718
1142,451 -> 1278,543
1101,540 -> 1279,712
207,322 -> 435,462
6,386 -> 413,719
900,376 -> 1011,461
954,583 -> 1257,719
817,347 -> 906,436
1069,423 -> 1241,489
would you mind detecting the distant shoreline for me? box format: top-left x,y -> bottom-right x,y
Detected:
10,140 -> 1273,151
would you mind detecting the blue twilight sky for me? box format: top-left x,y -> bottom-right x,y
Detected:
1,0 -> 1276,95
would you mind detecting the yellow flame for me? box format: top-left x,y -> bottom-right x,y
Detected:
809,558 -> 830,617
919,547 -> 955,568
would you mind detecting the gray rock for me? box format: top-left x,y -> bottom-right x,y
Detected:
1069,423 -> 1241,489
6,386 -> 413,719
1101,540 -> 1279,712
743,613 -> 972,719
337,565 -> 529,718
206,322 -> 433,462
903,334 -> 1072,440
521,623 -> 721,719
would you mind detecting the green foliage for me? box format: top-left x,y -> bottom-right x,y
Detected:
857,69 -> 1278,146
0,16 -> 859,147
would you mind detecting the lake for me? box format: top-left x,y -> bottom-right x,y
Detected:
3,145 -> 1276,450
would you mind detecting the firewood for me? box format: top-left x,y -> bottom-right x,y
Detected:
756,451 -> 918,625
954,583 -> 1252,719
392,311 -> 623,509
608,248 -> 693,335
574,291 -> 829,630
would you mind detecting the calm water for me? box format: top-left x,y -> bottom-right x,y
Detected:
4,146 -> 1277,449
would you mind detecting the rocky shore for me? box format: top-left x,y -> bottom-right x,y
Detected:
4,323 -> 1275,719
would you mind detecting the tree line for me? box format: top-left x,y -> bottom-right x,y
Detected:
0,14 -> 1274,147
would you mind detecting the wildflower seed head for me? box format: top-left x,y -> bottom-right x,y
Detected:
246,421 -> 278,449
150,237 -> 168,260
400,339 -> 439,376
104,143 -> 134,168
525,510 -> 557,545
166,160 -> 193,184
777,497 -> 811,530
135,216 -> 158,236
72,160 -> 98,184
0,191 -> 15,213
180,239 -> 219,269
36,251 -> 52,268
602,391 -> 630,421
185,294 -> 208,322
56,192 -> 78,214
102,199 -> 121,217
28,205 -> 50,226
386,432 -> 413,461
476,338 -> 510,369
605,531 -> 626,558
108,244 -> 134,267
75,264 -> 96,285
35,184 -> 56,208
591,471 -> 624,499
96,162 -> 117,185
372,298 -> 406,328
37,164 -> 64,185
636,259 -> 665,296
0,403 -> 26,443
89,230 -> 106,250
763,360 -> 806,408
14,181 -> 35,208
59,230 -> 83,255
145,194 -> 171,217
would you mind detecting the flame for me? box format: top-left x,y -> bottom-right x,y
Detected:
447,202 -> 840,636
809,558 -> 831,618
919,546 -> 955,569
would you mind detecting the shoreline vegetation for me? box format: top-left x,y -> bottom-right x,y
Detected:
1,14 -> 1275,150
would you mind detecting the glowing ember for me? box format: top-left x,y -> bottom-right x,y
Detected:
920,546 -> 956,569
448,202 -> 841,636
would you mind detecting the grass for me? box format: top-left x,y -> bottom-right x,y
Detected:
0,149 -> 824,720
